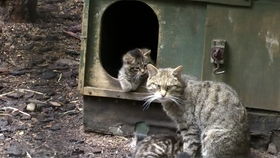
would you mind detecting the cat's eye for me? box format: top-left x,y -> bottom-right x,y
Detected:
167,85 -> 178,91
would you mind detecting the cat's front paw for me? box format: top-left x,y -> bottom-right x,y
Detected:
176,152 -> 191,158
120,81 -> 133,92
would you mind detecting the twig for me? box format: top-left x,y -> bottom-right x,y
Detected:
62,109 -> 79,115
63,30 -> 80,40
26,151 -> 32,158
0,113 -> 13,117
0,91 -> 14,98
57,73 -> 62,82
16,88 -> 44,95
27,99 -> 47,105
1,107 -> 31,117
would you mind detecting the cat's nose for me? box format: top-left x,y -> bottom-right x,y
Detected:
160,90 -> 167,97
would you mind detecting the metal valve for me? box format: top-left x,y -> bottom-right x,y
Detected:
210,39 -> 226,75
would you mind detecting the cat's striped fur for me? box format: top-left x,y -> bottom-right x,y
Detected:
133,134 -> 185,158
145,64 -> 250,158
118,48 -> 153,92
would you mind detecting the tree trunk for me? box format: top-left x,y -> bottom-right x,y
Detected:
0,0 -> 37,23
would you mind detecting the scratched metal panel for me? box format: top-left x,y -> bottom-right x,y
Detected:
202,1 -> 280,111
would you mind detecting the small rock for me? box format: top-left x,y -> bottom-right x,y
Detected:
26,103 -> 36,111
6,142 -> 26,157
0,133 -> 5,140
267,143 -> 278,155
40,70 -> 57,79
49,101 -> 62,107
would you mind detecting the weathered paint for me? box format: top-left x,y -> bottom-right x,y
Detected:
79,0 -> 207,101
79,0 -> 280,111
265,31 -> 279,65
202,0 -> 280,111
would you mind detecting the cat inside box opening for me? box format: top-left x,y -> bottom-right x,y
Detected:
100,0 -> 159,78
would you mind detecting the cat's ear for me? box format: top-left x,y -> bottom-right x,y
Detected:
123,54 -> 135,64
143,49 -> 151,57
172,65 -> 183,77
147,64 -> 158,76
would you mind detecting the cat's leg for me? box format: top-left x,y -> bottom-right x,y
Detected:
201,128 -> 249,158
180,126 -> 200,158
119,78 -> 133,92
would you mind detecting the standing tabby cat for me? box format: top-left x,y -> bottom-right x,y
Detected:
118,48 -> 152,92
144,64 -> 250,158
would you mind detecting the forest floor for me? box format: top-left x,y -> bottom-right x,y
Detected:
0,0 -> 131,157
0,0 -> 278,158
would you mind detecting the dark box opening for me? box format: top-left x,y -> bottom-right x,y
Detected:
100,1 -> 159,78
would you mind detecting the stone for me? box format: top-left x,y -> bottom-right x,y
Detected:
267,143 -> 278,155
26,103 -> 36,111
0,133 -> 5,140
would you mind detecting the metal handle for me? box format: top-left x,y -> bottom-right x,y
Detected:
210,39 -> 226,75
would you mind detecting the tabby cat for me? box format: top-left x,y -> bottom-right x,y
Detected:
118,48 -> 152,92
132,134 -> 185,158
144,64 -> 250,158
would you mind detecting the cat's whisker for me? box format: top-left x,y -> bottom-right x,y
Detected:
169,96 -> 184,105
142,95 -> 158,111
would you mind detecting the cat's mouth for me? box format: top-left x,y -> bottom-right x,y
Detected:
143,94 -> 183,110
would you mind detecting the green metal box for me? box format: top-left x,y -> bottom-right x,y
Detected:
79,0 -> 280,135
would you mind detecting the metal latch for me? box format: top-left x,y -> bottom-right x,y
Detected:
210,39 -> 226,75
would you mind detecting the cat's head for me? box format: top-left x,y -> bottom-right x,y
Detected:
122,48 -> 152,77
143,64 -> 185,109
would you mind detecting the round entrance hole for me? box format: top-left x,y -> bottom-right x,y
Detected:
100,1 -> 159,78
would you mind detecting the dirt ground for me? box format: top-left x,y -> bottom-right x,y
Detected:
0,0 -> 131,157
0,0 -> 278,158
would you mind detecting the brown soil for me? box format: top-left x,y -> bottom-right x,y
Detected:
0,0 -> 131,157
